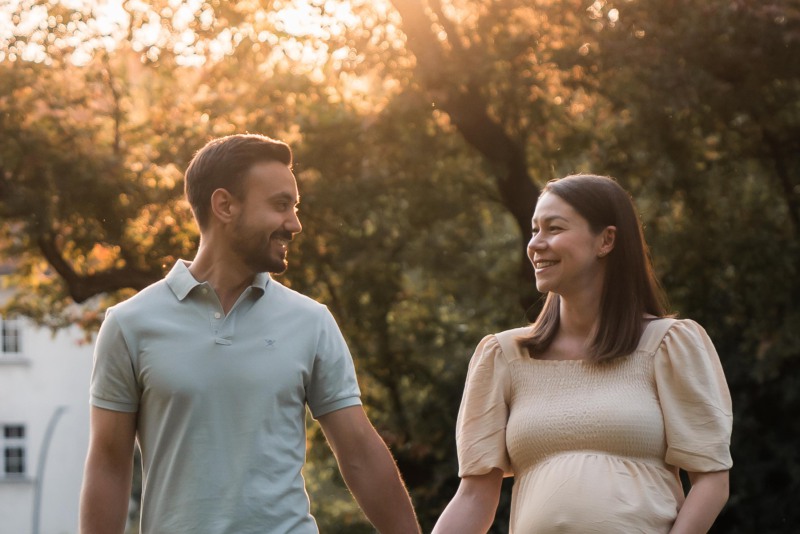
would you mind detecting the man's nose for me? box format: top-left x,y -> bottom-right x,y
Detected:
286,210 -> 302,234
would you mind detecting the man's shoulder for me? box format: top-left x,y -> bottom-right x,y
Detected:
267,278 -> 327,313
106,277 -> 173,318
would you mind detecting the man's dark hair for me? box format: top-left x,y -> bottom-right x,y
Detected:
184,134 -> 293,228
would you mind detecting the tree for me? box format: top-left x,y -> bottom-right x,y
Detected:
0,48 -> 199,331
2,0 -> 799,531
579,1 -> 800,530
1,3 -> 527,530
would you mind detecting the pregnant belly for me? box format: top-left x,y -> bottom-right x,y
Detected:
511,453 -> 682,534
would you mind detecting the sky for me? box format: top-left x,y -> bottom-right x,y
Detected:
1,0 -> 364,66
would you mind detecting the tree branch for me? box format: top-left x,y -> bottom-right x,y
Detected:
390,0 -> 538,306
390,0 -> 539,218
37,232 -> 159,302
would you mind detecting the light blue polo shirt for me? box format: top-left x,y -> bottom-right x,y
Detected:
90,261 -> 362,533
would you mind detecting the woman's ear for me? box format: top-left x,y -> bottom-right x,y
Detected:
598,226 -> 616,258
210,188 -> 237,224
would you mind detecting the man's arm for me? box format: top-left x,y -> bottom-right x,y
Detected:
79,406 -> 138,534
317,405 -> 421,534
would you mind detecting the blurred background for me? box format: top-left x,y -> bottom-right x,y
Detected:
0,0 -> 798,532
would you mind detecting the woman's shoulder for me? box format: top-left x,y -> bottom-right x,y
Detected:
484,325 -> 533,363
638,317 -> 723,373
638,317 -> 708,354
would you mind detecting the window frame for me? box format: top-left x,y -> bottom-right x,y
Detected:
1,423 -> 27,478
1,316 -> 22,355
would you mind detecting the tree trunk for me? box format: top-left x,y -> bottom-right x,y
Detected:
390,0 -> 539,311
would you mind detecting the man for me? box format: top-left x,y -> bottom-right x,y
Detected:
79,134 -> 420,533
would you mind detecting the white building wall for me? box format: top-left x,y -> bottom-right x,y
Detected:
0,313 -> 93,534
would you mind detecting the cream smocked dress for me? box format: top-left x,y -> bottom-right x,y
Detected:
456,318 -> 733,533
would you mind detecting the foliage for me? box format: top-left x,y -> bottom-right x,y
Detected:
580,2 -> 800,530
290,92 -> 523,528
1,0 -> 799,531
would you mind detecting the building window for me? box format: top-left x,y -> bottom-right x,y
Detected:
2,424 -> 26,477
1,317 -> 21,354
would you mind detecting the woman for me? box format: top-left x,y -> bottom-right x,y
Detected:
433,175 -> 732,533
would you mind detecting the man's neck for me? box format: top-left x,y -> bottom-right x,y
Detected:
189,245 -> 256,315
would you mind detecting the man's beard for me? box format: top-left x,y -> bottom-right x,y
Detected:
231,218 -> 292,274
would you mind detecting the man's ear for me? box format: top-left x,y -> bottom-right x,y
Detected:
210,188 -> 238,224
598,225 -> 616,257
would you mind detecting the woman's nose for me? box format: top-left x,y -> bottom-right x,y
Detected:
528,233 -> 543,251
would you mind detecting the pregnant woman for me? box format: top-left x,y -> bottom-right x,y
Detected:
434,174 -> 732,534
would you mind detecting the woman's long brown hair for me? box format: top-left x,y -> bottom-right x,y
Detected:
519,174 -> 669,361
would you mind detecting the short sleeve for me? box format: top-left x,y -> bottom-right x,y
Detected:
456,335 -> 513,477
307,307 -> 362,419
90,308 -> 140,412
654,319 -> 733,472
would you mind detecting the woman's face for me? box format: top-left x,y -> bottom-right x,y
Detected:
527,192 -> 613,299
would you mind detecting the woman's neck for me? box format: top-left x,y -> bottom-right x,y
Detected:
558,294 -> 601,341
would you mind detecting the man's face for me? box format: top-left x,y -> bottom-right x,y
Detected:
229,161 -> 302,274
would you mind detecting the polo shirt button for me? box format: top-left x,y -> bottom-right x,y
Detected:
214,312 -> 221,319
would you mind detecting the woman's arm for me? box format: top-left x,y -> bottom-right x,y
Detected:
432,469 -> 504,534
669,470 -> 730,534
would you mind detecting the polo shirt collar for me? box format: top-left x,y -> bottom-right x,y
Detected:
166,260 -> 271,301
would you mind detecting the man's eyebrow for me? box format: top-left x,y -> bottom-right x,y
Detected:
269,191 -> 300,203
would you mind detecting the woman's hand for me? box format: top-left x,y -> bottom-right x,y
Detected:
669,470 -> 730,534
432,468 -> 504,534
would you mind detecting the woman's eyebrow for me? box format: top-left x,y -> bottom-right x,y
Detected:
533,215 -> 569,224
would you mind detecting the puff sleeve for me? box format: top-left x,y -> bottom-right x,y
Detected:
456,334 -> 513,477
654,319 -> 733,473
